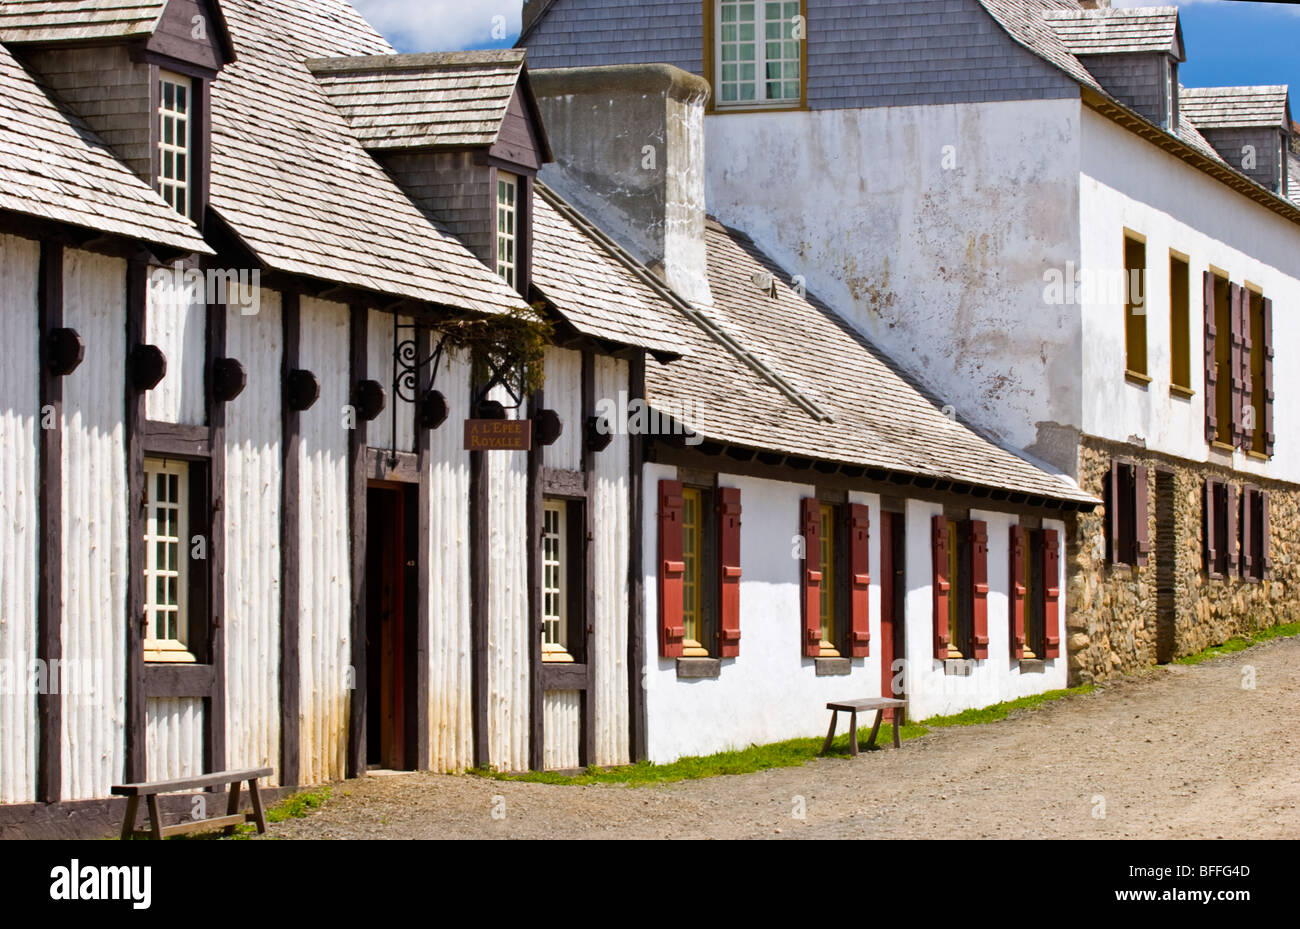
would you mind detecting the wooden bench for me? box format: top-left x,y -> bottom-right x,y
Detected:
112,767 -> 274,840
821,698 -> 907,756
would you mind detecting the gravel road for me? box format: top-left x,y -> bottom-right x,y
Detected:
267,636 -> 1300,840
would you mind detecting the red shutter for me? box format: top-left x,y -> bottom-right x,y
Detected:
1226,483 -> 1239,574
1241,293 -> 1254,454
1262,297 -> 1275,457
970,520 -> 989,659
1203,479 -> 1217,575
848,504 -> 871,658
717,487 -> 742,658
1229,283 -> 1244,447
1260,491 -> 1272,578
657,480 -> 685,659
1240,486 -> 1254,579
1135,465 -> 1151,567
1009,525 -> 1026,661
932,515 -> 950,660
800,499 -> 822,658
1043,530 -> 1061,659
1107,460 -> 1122,564
1204,272 -> 1218,444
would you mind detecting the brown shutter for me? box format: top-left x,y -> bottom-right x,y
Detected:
1260,491 -> 1272,578
932,515 -> 950,660
1204,272 -> 1218,444
1107,460 -> 1122,564
1226,483 -> 1239,574
1043,529 -> 1061,659
1203,479 -> 1217,575
1262,297 -> 1275,457
717,487 -> 742,658
970,520 -> 989,659
1135,465 -> 1151,567
848,504 -> 871,658
1240,486 -> 1254,579
800,499 -> 822,658
657,480 -> 685,658
1241,293 -> 1254,454
1229,283 -> 1244,447
1009,525 -> 1026,661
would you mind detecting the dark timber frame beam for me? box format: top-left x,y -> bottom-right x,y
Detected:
124,255 -> 149,785
36,241 -> 64,802
626,352 -> 648,763
279,291 -> 302,787
527,387 -> 545,772
347,305 -> 369,780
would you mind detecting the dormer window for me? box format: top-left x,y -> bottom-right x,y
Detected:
157,71 -> 193,217
711,1 -> 806,110
497,171 -> 519,288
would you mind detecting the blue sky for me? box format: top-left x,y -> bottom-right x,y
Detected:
352,0 -> 1299,103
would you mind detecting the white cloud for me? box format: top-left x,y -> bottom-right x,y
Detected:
351,0 -> 523,52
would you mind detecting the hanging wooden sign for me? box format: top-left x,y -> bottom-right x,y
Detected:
464,419 -> 533,452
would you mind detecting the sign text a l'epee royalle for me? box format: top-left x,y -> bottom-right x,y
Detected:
464,419 -> 533,452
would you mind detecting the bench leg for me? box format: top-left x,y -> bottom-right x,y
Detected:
849,711 -> 859,756
893,710 -> 902,749
224,781 -> 242,836
120,796 -> 140,840
821,710 -> 839,755
146,794 -> 164,841
248,779 -> 267,834
867,709 -> 884,750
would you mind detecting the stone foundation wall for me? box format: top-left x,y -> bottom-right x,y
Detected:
1066,439 -> 1299,684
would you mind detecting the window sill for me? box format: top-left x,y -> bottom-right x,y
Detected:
144,650 -> 197,664
1124,370 -> 1152,388
676,658 -> 721,680
709,103 -> 807,115
1209,442 -> 1235,454
1246,451 -> 1271,462
1019,659 -> 1046,674
814,657 -> 852,677
1169,384 -> 1195,400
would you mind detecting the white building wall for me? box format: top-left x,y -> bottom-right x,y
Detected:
296,297 -> 351,785
1079,108 -> 1300,482
366,310 -> 417,455
223,288 -> 282,780
542,691 -> 580,770
592,356 -> 630,766
0,234 -> 39,803
60,249 -> 128,801
542,347 -> 582,471
642,466 -> 878,763
487,389 -> 530,773
704,98 -> 1085,453
900,501 -> 1069,721
145,261 -> 207,427
145,697 -> 204,782
425,345 -> 473,772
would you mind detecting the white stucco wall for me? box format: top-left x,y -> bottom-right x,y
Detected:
1079,108 -> 1300,482
704,98 -> 1084,452
642,466 -> 879,763
145,261 -> 207,427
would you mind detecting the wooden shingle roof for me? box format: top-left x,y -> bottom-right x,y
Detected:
207,0 -> 530,316
531,183 -> 688,359
0,0 -> 166,43
1180,85 -> 1292,131
307,50 -> 533,152
1044,6 -> 1182,58
1289,155 -> 1300,208
0,40 -> 209,254
645,218 -> 1097,507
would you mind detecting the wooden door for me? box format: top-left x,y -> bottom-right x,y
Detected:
880,512 -> 906,720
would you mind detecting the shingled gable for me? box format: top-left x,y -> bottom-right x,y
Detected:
1043,5 -> 1183,59
307,50 -> 553,169
0,0 -> 236,71
1181,85 -> 1292,132
204,0 -> 531,318
0,38 -> 209,255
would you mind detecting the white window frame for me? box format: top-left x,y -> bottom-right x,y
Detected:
542,499 -> 572,662
714,0 -> 804,109
497,171 -> 519,289
143,458 -> 194,663
157,70 -> 193,218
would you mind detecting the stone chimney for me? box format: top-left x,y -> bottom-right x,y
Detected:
530,64 -> 714,306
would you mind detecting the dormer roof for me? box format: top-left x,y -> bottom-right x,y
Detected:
307,50 -> 553,165
1044,6 -> 1183,60
0,0 -> 236,66
1181,85 -> 1292,131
